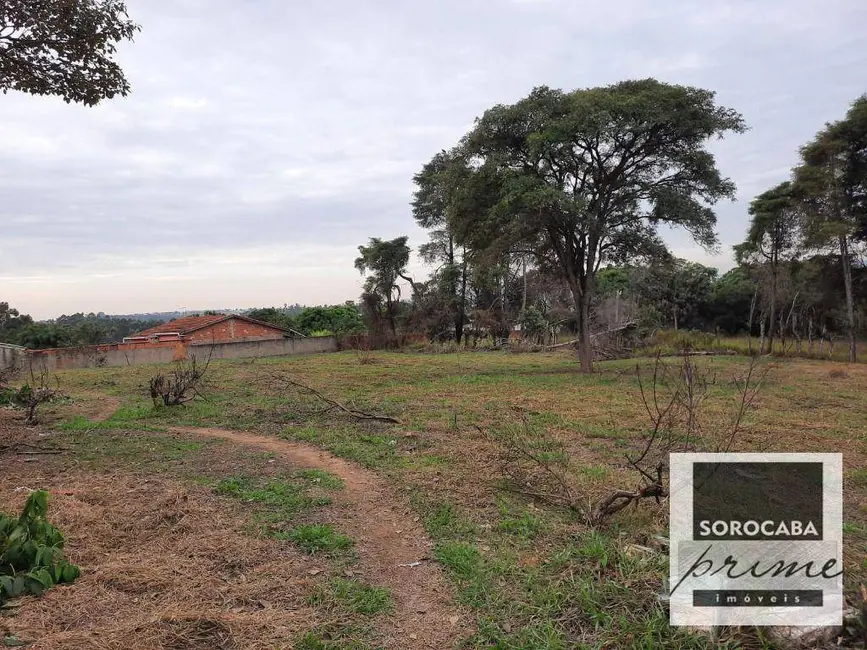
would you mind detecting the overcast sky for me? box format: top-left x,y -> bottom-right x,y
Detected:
2,0 -> 865,319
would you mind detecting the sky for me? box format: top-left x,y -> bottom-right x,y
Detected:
2,0 -> 865,320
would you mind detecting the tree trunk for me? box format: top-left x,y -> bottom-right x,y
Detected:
839,234 -> 857,363
766,267 -> 777,356
747,286 -> 758,355
456,255 -> 467,344
570,280 -> 593,373
758,316 -> 766,355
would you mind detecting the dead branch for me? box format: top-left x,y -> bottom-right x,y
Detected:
491,355 -> 769,527
271,373 -> 401,424
149,348 -> 212,407
544,321 -> 638,349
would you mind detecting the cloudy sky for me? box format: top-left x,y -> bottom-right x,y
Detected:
2,0 -> 865,319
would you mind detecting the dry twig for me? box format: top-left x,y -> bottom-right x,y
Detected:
270,373 -> 401,424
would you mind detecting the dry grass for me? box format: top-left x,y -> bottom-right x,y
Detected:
0,443 -> 321,649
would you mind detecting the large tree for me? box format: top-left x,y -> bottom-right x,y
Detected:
425,79 -> 745,370
1,0 -> 139,105
734,182 -> 801,354
793,96 -> 867,362
412,150 -> 475,343
354,237 -> 414,335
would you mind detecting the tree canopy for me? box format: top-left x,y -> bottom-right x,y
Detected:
0,0 -> 139,105
424,78 -> 746,370
355,237 -> 415,335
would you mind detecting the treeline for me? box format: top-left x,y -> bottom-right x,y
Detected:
245,303 -> 364,337
0,305 -> 164,349
352,81 -> 866,367
0,302 -> 367,349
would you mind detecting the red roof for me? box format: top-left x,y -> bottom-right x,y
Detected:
131,314 -> 287,338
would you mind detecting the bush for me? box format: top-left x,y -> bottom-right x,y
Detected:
0,490 -> 80,605
149,353 -> 209,407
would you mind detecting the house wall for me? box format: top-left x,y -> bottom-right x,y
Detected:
25,336 -> 337,372
185,318 -> 285,343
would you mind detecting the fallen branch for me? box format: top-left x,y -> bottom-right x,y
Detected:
272,374 -> 401,424
544,321 -> 638,349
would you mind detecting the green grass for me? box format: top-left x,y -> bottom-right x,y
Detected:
215,475 -> 332,517
285,425 -> 398,470
284,524 -> 354,555
296,468 -> 346,490
294,631 -> 376,650
308,578 -> 392,616
496,502 -> 545,540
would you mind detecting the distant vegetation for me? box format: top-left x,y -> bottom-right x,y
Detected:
0,304 -> 164,349
0,302 -> 366,349
246,303 -> 365,337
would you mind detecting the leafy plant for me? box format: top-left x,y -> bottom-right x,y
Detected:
0,490 -> 80,605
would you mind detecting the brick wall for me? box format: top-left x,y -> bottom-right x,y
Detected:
185,317 -> 285,343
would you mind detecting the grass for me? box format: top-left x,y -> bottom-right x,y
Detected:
294,631 -> 375,650
283,524 -> 354,554
50,350 -> 867,649
308,578 -> 392,616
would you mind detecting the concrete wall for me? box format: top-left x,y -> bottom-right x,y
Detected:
26,336 -> 337,372
0,344 -> 25,373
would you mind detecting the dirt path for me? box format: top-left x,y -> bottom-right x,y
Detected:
169,426 -> 471,650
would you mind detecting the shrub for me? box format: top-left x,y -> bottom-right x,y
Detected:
149,353 -> 210,407
0,490 -> 80,605
3,370 -> 61,424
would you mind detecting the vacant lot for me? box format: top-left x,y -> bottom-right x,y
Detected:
3,351 -> 866,649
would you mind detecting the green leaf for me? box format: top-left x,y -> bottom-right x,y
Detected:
61,564 -> 80,583
24,576 -> 44,597
11,576 -> 24,598
34,568 -> 53,588
0,576 -> 13,597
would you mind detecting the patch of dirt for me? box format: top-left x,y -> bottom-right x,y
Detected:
0,466 -> 319,649
170,426 -> 472,649
68,390 -> 122,422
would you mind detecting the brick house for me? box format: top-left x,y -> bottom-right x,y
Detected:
124,314 -> 292,344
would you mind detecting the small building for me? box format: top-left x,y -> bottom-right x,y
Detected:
124,314 -> 293,344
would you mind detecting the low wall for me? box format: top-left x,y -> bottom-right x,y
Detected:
26,336 -> 337,372
1,344 -> 26,373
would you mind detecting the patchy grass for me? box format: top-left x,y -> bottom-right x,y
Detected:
295,630 -> 375,650
51,351 -> 867,649
308,578 -> 393,616
284,524 -> 354,555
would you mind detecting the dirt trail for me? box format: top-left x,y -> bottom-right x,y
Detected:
169,426 -> 470,650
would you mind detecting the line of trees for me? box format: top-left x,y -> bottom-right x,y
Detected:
246,303 -> 365,337
736,96 -> 867,361
354,82 -> 866,369
0,305 -> 163,349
